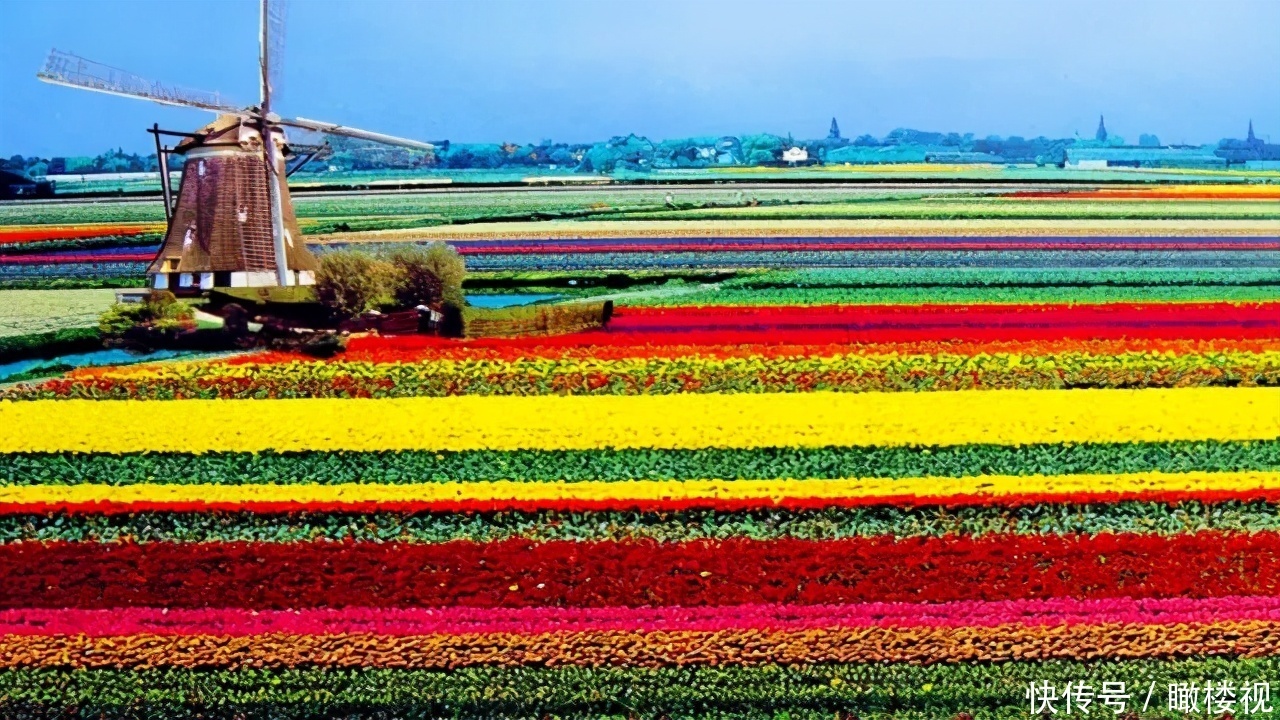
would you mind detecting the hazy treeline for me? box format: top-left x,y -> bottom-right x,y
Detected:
4,125 -> 1276,177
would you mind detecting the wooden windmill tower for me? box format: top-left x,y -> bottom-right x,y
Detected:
37,0 -> 434,294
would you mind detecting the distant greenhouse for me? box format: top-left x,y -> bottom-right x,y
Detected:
1065,146 -> 1226,169
826,145 -> 930,164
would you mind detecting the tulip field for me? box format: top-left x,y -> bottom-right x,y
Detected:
1,182 -> 1280,718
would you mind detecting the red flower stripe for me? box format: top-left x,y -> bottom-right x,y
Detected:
14,487 -> 1280,516
2,533 -> 1279,610
594,303 -> 1280,343
535,326 -> 1278,346
449,240 -> 1280,253
611,302 -> 1280,326
234,336 -> 1280,365
7,596 -> 1280,637
291,306 -> 1278,355
1010,190 -> 1280,200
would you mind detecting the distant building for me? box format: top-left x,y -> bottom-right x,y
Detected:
1214,121 -> 1280,165
0,169 -> 55,199
828,117 -> 842,140
1095,115 -> 1108,143
782,147 -> 809,164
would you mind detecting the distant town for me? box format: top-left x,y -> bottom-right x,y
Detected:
3,117 -> 1278,181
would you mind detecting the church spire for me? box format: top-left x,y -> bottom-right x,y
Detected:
1248,119 -> 1257,143
828,117 -> 841,140
1095,115 -> 1108,143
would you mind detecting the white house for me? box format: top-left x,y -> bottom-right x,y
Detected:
782,147 -> 809,164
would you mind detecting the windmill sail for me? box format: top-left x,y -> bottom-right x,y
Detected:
259,0 -> 291,285
262,0 -> 288,110
276,117 -> 435,151
37,49 -> 243,113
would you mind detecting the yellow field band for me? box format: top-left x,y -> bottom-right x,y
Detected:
4,471 -> 1280,508
0,387 -> 1276,454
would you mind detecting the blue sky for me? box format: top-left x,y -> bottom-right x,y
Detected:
2,0 -> 1277,156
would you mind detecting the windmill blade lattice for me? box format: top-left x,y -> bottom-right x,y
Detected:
37,49 -> 244,114
261,0 -> 288,111
276,117 -> 435,151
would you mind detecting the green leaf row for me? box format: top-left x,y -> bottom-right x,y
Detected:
3,440 -> 1277,486
1,658 -> 1277,719
8,500 -> 1280,544
0,233 -> 162,256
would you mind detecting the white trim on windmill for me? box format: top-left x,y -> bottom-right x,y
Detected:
36,0 -> 436,295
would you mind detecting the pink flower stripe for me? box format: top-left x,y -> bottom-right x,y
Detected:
0,252 -> 154,265
6,596 -> 1280,637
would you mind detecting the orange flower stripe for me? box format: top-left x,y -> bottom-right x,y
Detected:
2,622 -> 1278,669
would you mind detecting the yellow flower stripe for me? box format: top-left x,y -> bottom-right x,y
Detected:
1,387 -> 1276,454
4,471 -> 1280,509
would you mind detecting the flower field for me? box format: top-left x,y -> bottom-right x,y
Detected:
4,184 -> 1280,283
3,183 -> 1280,718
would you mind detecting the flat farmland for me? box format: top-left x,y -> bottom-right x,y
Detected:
3,179 -> 1280,718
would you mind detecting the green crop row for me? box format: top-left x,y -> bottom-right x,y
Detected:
0,277 -> 145,291
0,234 -> 163,256
3,440 -> 1276,486
9,186 -> 1275,227
1,657 -> 1276,719
7,499 -> 1280,545
624,198 -> 1280,221
0,288 -> 119,338
0,187 -> 853,227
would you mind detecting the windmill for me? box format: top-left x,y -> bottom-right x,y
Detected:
37,0 -> 434,294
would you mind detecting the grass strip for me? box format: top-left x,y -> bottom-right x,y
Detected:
8,499 -> 1280,543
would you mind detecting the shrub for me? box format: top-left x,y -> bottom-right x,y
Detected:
315,251 -> 395,318
98,291 -> 194,336
387,242 -> 466,310
0,327 -> 102,364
